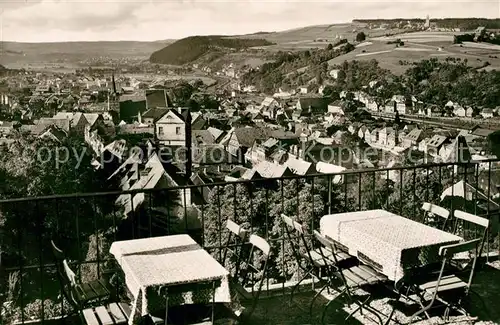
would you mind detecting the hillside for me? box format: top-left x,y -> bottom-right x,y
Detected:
149,36 -> 274,65
0,41 -> 172,67
241,42 -> 356,93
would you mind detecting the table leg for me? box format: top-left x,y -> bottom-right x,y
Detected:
212,281 -> 216,324
164,288 -> 169,325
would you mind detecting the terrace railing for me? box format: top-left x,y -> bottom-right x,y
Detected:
0,159 -> 499,324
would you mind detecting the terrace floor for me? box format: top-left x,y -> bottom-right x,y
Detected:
231,261 -> 500,325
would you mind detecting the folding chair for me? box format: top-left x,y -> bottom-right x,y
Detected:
421,202 -> 450,230
220,219 -> 249,280
452,210 -> 489,263
311,231 -> 390,325
409,238 -> 483,323
235,234 -> 271,321
281,214 -> 352,304
51,240 -> 115,309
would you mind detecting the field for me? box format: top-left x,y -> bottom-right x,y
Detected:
327,32 -> 500,74
2,23 -> 500,75
237,24 -> 407,51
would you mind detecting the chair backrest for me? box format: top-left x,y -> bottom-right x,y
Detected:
429,238 -> 481,301
312,230 -> 340,265
312,230 -> 353,291
51,240 -> 80,310
239,234 -> 271,318
421,202 -> 450,230
453,210 -> 489,257
221,219 -> 249,278
51,240 -> 65,261
281,214 -> 315,271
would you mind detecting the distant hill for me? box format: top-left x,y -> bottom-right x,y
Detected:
0,41 -> 171,66
149,36 -> 274,65
353,18 -> 500,30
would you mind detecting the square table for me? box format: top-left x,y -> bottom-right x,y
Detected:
320,210 -> 463,283
110,234 -> 231,324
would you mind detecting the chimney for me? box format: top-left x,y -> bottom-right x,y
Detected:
185,109 -> 192,181
112,73 -> 117,95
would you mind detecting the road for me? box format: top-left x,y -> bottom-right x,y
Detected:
371,111 -> 500,131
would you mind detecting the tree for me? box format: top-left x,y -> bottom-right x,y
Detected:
203,184 -> 266,271
356,32 -> 367,42
269,179 -> 327,279
487,130 -> 500,157
326,43 -> 333,51
0,133 -> 117,267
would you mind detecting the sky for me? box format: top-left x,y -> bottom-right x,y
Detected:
0,0 -> 499,42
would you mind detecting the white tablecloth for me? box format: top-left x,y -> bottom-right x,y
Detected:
110,235 -> 231,324
320,210 -> 462,282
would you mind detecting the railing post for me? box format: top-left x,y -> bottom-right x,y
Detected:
327,175 -> 332,215
37,200 -> 45,324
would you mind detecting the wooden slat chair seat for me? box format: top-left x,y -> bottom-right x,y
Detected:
341,265 -> 388,288
311,231 -> 389,325
307,247 -> 351,268
419,274 -> 467,294
82,302 -> 131,325
51,240 -> 114,309
409,238 -> 482,324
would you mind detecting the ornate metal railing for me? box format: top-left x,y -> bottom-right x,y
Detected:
0,159 -> 498,324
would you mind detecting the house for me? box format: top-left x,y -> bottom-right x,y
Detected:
370,128 -> 380,143
192,145 -> 240,174
426,134 -> 449,156
207,127 -> 225,143
0,121 -> 14,137
348,122 -> 361,135
453,105 -> 466,117
481,108 -> 494,119
403,128 -> 423,147
119,94 -> 147,123
38,125 -> 68,143
155,109 -> 191,146
253,161 -> 294,178
378,127 -> 394,146
387,129 -> 399,147
260,97 -> 279,119
298,85 -> 312,94
83,113 -> 104,130
440,136 -> 472,163
296,97 -> 330,114
141,108 -> 168,126
70,113 -> 90,136
284,156 -> 316,176
251,112 -> 265,123
191,113 -> 207,130
385,95 -> 407,114
465,106 -> 474,117
327,101 -> 344,115
358,126 -> 368,139
471,127 -> 495,138
34,85 -> 53,95
120,86 -> 135,94
315,162 -> 345,184
364,129 -> 372,143
222,127 -> 269,159
145,89 -> 170,109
